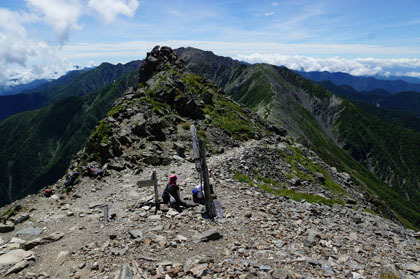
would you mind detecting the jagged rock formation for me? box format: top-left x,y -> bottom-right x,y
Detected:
73,46 -> 277,173
0,47 -> 419,278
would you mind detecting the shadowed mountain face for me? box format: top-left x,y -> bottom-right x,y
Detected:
0,61 -> 141,122
320,81 -> 420,119
296,70 -> 420,94
176,47 -> 420,229
0,70 -> 139,207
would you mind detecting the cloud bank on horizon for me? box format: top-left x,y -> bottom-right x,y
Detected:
1,0 -> 420,86
236,53 -> 420,78
0,0 -> 139,86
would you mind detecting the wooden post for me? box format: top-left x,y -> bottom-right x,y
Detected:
137,171 -> 159,213
103,204 -> 109,222
199,140 -> 216,219
190,125 -> 202,173
152,171 -> 159,213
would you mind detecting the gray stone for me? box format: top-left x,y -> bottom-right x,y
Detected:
147,215 -> 161,221
274,240 -> 285,248
5,259 -> 29,275
128,229 -> 143,239
0,221 -> 15,233
304,230 -> 321,247
272,268 -> 293,279
314,172 -> 326,183
0,249 -> 34,265
190,263 -> 208,277
173,142 -> 186,157
56,251 -> 71,265
401,262 -> 420,273
88,201 -> 105,209
22,231 -> 64,250
11,213 -> 30,224
49,214 -> 66,220
173,155 -> 184,161
16,227 -> 43,236
259,265 -> 272,271
195,228 -> 222,242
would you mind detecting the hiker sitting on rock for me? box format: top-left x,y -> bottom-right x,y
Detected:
192,184 -> 205,204
162,174 -> 187,208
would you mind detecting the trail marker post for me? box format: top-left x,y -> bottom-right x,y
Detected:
199,140 -> 217,219
137,171 -> 159,213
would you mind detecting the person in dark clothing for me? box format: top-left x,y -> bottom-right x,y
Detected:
162,174 -> 187,208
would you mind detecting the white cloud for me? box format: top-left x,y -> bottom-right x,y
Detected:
264,12 -> 274,16
399,71 -> 420,78
0,1 -> 141,85
26,0 -> 83,43
88,0 -> 139,24
235,53 -> 420,77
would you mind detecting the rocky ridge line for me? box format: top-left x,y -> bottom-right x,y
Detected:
0,46 -> 419,278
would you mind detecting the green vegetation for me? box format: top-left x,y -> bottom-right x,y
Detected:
0,205 -> 19,218
334,101 -> 420,228
180,49 -> 420,230
0,69 -> 138,207
230,65 -> 274,110
233,173 -> 254,187
181,122 -> 190,130
380,273 -> 401,279
0,61 -> 140,122
258,183 -> 344,206
90,120 -> 111,144
204,97 -> 257,141
278,145 -> 347,198
233,172 -> 343,206
107,104 -> 123,117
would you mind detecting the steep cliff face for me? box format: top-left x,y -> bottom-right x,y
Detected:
72,46 -> 276,174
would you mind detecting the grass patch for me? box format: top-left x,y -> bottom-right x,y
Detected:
278,145 -> 348,198
107,104 -> 123,117
364,208 -> 376,215
234,173 -> 254,187
234,172 -> 342,206
90,120 -> 111,144
258,183 -> 344,206
256,175 -> 278,185
380,273 -> 401,279
0,205 -> 20,221
181,122 -> 190,130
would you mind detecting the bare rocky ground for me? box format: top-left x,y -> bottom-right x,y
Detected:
0,139 -> 419,279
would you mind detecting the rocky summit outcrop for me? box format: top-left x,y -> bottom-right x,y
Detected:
0,47 -> 419,278
71,46 -> 277,173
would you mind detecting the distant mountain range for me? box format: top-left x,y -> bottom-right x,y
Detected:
0,79 -> 50,96
296,70 -> 420,94
0,62 -> 140,122
0,62 -> 140,206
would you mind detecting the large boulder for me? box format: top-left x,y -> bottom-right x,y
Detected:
0,221 -> 15,233
175,95 -> 204,119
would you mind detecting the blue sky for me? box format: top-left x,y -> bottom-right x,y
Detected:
1,0 -> 420,85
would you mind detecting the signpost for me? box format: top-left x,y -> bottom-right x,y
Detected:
190,124 -> 217,219
198,140 -> 217,219
136,171 -> 159,213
